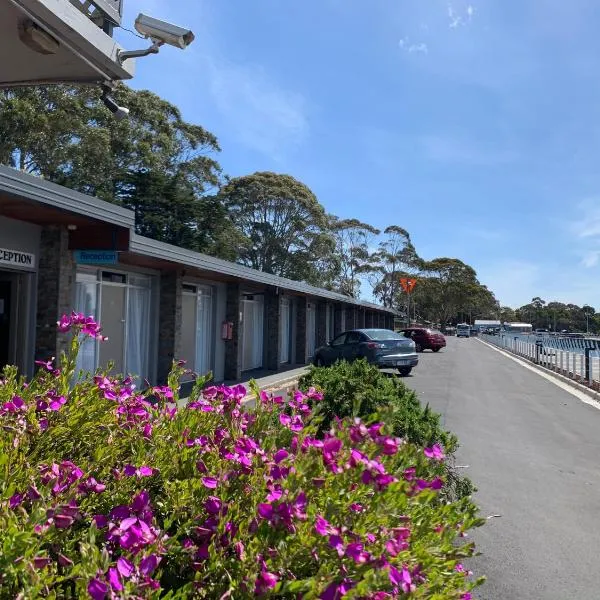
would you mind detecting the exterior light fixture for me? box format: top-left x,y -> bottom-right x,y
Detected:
18,19 -> 60,55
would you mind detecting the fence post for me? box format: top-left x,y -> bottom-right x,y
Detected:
585,347 -> 591,383
535,340 -> 542,364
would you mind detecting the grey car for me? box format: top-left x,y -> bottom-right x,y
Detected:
313,329 -> 419,376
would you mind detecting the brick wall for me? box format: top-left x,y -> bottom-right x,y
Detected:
334,304 -> 343,336
295,296 -> 308,364
224,282 -> 241,380
316,301 -> 327,347
157,270 -> 182,384
265,289 -> 281,370
35,226 -> 75,362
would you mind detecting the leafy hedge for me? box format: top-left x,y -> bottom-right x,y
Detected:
0,315 -> 484,598
298,360 -> 475,501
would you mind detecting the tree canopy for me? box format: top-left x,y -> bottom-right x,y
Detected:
0,83 -> 519,320
217,172 -> 331,284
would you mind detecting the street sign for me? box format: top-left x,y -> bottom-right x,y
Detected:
400,278 -> 417,293
74,250 -> 118,265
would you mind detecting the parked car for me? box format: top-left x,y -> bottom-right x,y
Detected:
313,329 -> 418,376
397,327 -> 447,352
455,324 -> 471,338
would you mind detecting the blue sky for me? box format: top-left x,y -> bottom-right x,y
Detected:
117,0 -> 600,308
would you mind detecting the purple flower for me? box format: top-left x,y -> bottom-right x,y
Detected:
9,493 -> 23,509
255,568 -> 278,595
117,557 -> 134,578
94,514 -> 108,528
328,534 -> 345,556
32,556 -> 52,569
258,503 -> 274,520
54,513 -> 75,529
88,578 -> 109,600
140,554 -> 159,576
345,542 -> 369,564
204,496 -> 223,515
279,414 -> 291,427
107,567 -> 123,592
273,448 -> 289,464
424,444 -> 445,461
201,477 -> 218,489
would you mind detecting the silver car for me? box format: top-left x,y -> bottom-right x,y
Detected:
313,329 -> 419,376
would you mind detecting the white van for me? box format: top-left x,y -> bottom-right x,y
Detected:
456,324 -> 470,338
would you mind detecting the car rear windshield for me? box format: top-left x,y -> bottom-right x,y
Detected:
364,329 -> 405,341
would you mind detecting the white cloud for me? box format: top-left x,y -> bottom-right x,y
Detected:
582,251 -> 600,268
399,38 -> 429,54
204,57 -> 309,160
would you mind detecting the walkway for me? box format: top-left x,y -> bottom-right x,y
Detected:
406,338 -> 600,599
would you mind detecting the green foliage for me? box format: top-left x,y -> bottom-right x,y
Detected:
299,359 -> 476,501
0,327 -> 484,598
217,172 -> 334,285
0,85 -> 232,258
515,297 -> 598,333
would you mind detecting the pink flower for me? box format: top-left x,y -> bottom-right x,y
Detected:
204,496 -> 223,515
255,568 -> 278,595
117,557 -> 134,578
201,477 -> 218,489
107,567 -> 123,592
88,578 -> 109,600
424,444 -> 445,461
461,594 -> 472,600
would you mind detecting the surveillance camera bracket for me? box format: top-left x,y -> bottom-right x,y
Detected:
118,39 -> 164,65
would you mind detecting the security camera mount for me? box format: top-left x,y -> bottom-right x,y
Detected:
118,39 -> 164,65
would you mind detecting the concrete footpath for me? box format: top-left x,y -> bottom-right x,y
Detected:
405,337 -> 600,600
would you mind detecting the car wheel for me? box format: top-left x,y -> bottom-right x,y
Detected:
432,347 -> 441,353
398,367 -> 412,376
415,343 -> 423,353
314,356 -> 325,367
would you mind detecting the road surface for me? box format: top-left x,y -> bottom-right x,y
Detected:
406,337 -> 600,599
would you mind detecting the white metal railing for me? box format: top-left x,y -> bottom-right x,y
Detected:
481,333 -> 600,391
69,0 -> 123,31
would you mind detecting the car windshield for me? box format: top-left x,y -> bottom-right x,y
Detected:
364,329 -> 405,341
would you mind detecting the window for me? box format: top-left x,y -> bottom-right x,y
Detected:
331,333 -> 347,347
345,332 -> 362,345
75,270 -> 155,385
366,330 -> 405,341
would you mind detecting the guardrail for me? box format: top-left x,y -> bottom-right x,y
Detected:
481,333 -> 600,391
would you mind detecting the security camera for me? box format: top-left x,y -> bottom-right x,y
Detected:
134,14 -> 195,49
101,89 -> 129,121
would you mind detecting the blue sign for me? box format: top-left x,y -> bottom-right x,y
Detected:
74,250 -> 119,265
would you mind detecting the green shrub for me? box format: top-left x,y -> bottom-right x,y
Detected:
0,316 -> 483,598
299,360 -> 475,501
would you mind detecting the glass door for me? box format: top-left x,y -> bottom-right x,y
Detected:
99,283 -> 126,375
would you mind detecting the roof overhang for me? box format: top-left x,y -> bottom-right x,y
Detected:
0,0 -> 134,87
128,235 -> 394,313
0,166 -> 133,250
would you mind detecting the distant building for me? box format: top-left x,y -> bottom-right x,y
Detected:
474,319 -> 501,331
504,322 -> 533,334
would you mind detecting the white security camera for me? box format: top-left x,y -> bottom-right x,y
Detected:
101,87 -> 130,121
134,14 -> 195,49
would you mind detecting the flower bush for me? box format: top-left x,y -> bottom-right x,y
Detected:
0,314 -> 484,598
299,360 -> 475,502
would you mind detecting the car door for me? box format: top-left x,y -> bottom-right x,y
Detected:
325,333 -> 347,364
342,331 -> 363,361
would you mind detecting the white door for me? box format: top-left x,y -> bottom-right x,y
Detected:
195,287 -> 213,376
242,296 -> 264,371
307,302 -> 317,359
280,297 -> 291,363
99,283 -> 126,374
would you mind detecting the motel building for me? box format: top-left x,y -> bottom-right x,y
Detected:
0,166 -> 396,387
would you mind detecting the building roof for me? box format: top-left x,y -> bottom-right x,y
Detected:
1,0 -> 133,87
0,167 -> 395,315
130,234 -> 395,313
0,165 -> 134,228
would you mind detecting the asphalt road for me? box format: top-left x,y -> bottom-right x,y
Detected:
406,337 -> 600,600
